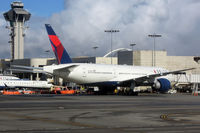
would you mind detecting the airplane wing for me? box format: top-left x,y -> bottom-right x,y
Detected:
2,83 -> 15,89
114,68 -> 195,85
4,83 -> 8,88
135,67 -> 195,81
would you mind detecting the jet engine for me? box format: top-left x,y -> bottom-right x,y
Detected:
154,78 -> 171,92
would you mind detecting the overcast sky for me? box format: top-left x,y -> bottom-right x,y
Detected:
0,0 -> 200,59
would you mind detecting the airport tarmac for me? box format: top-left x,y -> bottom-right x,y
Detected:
0,94 -> 200,133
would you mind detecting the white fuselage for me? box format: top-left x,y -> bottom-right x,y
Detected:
0,80 -> 53,89
43,63 -> 169,85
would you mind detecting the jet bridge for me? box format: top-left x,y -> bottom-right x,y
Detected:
192,57 -> 200,95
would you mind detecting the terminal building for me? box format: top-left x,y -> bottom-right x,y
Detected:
71,50 -> 200,74
119,50 -> 200,74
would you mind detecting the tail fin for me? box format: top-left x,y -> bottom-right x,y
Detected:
45,24 -> 72,64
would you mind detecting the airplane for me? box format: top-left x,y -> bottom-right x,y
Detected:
12,24 -> 195,95
0,73 -> 53,89
0,79 -> 53,89
43,24 -> 195,94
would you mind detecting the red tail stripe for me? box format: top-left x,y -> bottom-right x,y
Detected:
49,35 -> 65,62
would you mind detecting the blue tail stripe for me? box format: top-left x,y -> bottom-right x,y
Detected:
61,50 -> 72,64
45,24 -> 56,35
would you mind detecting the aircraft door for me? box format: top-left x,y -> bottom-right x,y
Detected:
82,68 -> 87,77
114,69 -> 117,78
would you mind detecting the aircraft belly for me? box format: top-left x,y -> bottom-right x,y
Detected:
68,73 -> 113,84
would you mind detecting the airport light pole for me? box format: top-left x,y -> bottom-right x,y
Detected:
148,34 -> 162,67
45,50 -> 51,58
92,46 -> 98,58
105,29 -> 120,64
130,43 -> 136,51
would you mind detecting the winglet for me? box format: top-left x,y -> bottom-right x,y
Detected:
45,24 -> 72,64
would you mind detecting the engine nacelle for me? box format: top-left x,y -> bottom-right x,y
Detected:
154,78 -> 171,92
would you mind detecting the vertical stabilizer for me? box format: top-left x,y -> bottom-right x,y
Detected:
45,24 -> 72,64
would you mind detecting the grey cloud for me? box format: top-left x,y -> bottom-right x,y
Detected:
0,16 -> 11,58
0,0 -> 200,59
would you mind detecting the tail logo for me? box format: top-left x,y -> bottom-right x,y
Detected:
45,24 -> 72,64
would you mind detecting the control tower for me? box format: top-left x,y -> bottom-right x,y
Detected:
3,1 -> 31,60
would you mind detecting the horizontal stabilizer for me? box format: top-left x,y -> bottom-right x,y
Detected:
11,65 -> 43,70
9,68 -> 52,75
